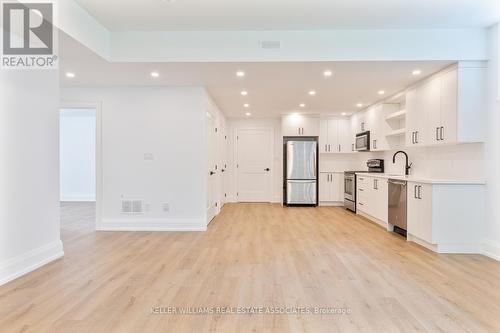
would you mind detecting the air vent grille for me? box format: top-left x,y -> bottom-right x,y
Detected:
260,40 -> 281,49
121,200 -> 143,214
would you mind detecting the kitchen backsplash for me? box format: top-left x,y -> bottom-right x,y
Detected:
319,143 -> 485,180
356,143 -> 485,179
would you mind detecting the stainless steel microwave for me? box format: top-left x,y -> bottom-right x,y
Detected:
355,131 -> 370,151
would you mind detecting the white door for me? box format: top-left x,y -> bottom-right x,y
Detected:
236,128 -> 273,202
206,113 -> 217,223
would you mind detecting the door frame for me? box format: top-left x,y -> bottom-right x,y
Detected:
234,127 -> 274,203
60,102 -> 103,230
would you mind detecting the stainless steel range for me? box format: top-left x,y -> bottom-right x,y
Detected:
344,159 -> 384,213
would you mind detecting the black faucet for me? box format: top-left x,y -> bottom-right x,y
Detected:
393,151 -> 412,176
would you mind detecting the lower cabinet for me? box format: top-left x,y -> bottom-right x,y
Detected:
357,176 -> 388,224
319,172 -> 344,204
407,181 -> 485,253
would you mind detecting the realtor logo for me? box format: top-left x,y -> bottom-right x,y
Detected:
1,1 -> 58,69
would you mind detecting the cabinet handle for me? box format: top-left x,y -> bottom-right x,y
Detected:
436,127 -> 440,141
412,132 -> 415,144
359,188 -> 364,191
414,185 -> 418,199
359,202 -> 364,206
325,144 -> 328,152
338,144 -> 341,152
418,186 -> 422,199
352,143 -> 354,151
440,127 -> 444,141
328,145 -> 331,152
415,131 -> 419,144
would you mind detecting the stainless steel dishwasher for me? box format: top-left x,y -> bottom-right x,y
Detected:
388,179 -> 407,236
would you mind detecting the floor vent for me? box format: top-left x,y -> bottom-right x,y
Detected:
260,40 -> 281,49
121,200 -> 143,214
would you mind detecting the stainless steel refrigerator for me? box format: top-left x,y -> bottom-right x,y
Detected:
284,138 -> 318,205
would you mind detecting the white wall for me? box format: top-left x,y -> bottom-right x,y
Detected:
60,109 -> 96,201
484,24 -> 500,260
0,70 -> 63,286
61,87 -> 208,231
226,118 -> 283,203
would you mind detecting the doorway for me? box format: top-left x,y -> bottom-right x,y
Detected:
59,105 -> 101,231
235,128 -> 274,202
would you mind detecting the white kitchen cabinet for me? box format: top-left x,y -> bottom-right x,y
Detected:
319,117 -> 352,153
319,172 -> 344,204
406,63 -> 486,148
356,175 -> 388,225
365,104 -> 399,151
282,115 -> 320,137
406,181 -> 485,253
407,183 -> 433,243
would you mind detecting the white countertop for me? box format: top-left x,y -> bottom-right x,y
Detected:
355,172 -> 486,185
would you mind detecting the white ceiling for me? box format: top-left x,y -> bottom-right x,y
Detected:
74,0 -> 500,31
60,34 -> 452,118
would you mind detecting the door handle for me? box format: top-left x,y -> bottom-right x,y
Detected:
264,168 -> 270,172
440,127 -> 444,141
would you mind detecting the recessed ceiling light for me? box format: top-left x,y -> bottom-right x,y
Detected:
241,91 -> 248,96
378,90 -> 385,95
299,103 -> 306,108
341,112 -> 347,116
309,90 -> 316,96
412,69 -> 422,76
243,104 -> 250,108
65,72 -> 75,78
151,72 -> 160,78
323,70 -> 333,77
356,103 -> 363,108
245,112 -> 252,116
236,71 -> 245,77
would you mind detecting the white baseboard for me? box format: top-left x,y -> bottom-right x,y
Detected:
0,240 -> 64,286
99,218 -> 207,231
482,239 -> 500,261
319,201 -> 344,207
60,195 -> 96,202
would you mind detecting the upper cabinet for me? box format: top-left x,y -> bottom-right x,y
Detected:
365,104 -> 400,151
282,115 -> 320,137
319,117 -> 352,153
406,63 -> 487,147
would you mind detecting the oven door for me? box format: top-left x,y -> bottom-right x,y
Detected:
344,175 -> 355,201
355,131 -> 370,151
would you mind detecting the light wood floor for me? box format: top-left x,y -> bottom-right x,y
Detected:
1,203 -> 500,333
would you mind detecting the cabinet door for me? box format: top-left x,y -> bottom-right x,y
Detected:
335,173 -> 345,201
331,173 -> 341,201
282,116 -> 302,136
440,69 -> 458,144
319,173 -> 331,202
405,89 -> 418,147
302,117 -> 320,136
420,78 -> 441,146
338,118 -> 351,153
375,178 -> 388,223
407,183 -> 434,243
327,119 -> 339,152
319,119 -> 330,153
